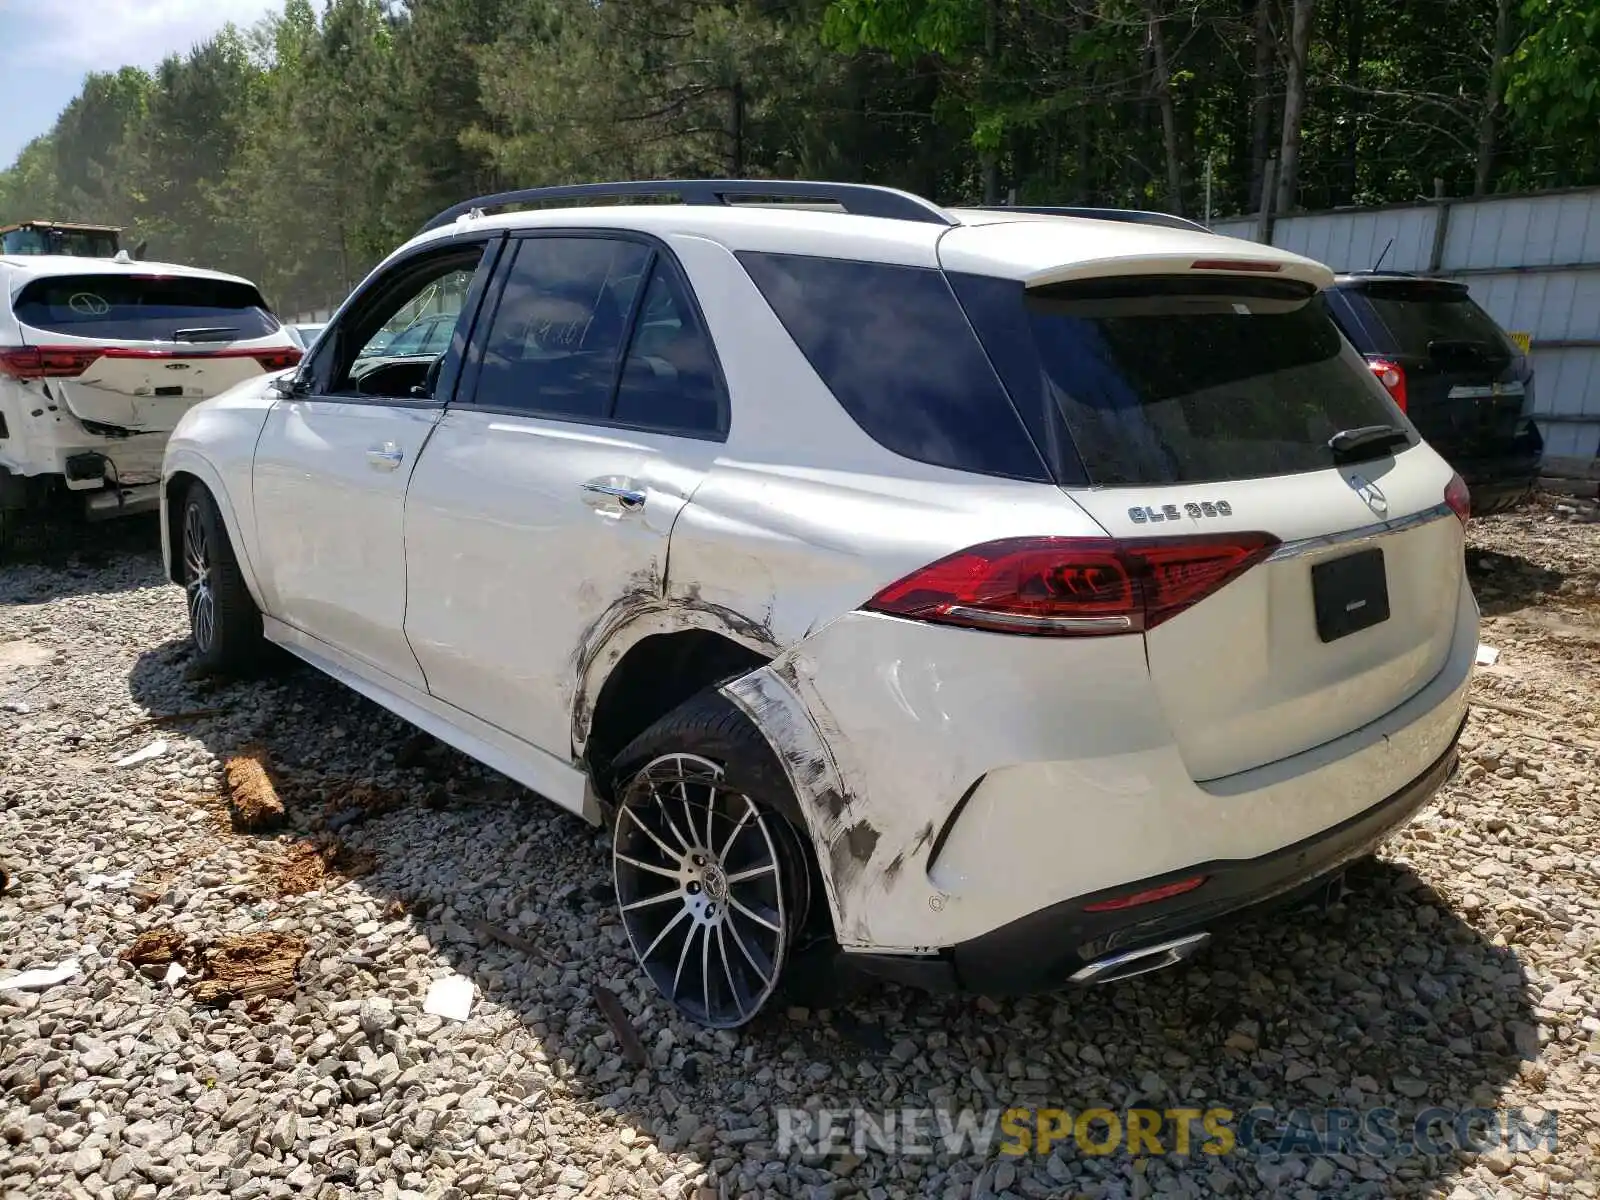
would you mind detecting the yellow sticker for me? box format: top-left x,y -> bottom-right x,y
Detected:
1508,330 -> 1531,354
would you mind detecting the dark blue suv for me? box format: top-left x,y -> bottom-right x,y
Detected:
1324,273 -> 1542,514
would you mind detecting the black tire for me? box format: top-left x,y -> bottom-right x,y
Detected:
609,689 -> 818,1028
179,484 -> 265,674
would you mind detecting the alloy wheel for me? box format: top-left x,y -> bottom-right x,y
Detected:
182,503 -> 216,652
613,753 -> 805,1028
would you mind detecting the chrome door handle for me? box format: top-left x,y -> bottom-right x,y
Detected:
580,481 -> 646,511
366,443 -> 404,471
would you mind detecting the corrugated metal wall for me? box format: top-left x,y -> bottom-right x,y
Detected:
1211,187 -> 1600,472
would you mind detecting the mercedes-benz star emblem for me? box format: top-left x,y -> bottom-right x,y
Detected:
1350,474 -> 1388,516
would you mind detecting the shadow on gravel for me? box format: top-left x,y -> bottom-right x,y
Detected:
0,512 -> 165,602
1468,548 -> 1566,617
129,634 -> 1537,1197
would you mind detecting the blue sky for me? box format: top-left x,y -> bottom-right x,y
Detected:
0,0 -> 281,171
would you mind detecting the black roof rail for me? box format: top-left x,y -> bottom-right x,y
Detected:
418,179 -> 956,235
966,205 -> 1213,234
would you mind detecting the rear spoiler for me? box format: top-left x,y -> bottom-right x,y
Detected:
1024,252 -> 1335,293
967,206 -> 1212,234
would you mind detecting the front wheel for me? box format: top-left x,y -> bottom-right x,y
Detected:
610,694 -> 813,1028
180,485 -> 265,673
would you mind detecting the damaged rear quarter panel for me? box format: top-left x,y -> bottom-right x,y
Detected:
662,456 -> 1106,951
721,641 -> 953,952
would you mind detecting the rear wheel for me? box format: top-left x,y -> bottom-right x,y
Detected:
180,485 -> 265,673
610,693 -> 813,1028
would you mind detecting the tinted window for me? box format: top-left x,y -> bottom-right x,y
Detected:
611,263 -> 724,436
14,274 -> 279,341
737,253 -> 1048,481
473,237 -> 651,419
951,273 -> 1409,486
1,227 -> 119,256
1357,282 -> 1515,359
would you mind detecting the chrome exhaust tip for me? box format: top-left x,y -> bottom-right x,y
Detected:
1068,931 -> 1211,986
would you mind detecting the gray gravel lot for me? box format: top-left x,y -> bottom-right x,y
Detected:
1,502 -> 1598,1200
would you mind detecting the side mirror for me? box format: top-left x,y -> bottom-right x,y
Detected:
270,373 -> 310,399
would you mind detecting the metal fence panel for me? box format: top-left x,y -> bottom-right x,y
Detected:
1468,271 -> 1600,343
1211,218 -> 1256,241
1273,208 -> 1437,273
1445,192 -> 1600,270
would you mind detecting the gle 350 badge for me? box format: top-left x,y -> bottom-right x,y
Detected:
1128,500 -> 1233,524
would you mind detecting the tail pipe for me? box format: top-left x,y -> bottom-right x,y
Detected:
1068,931 -> 1211,986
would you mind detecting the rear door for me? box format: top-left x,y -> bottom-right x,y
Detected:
11,271 -> 298,434
1339,279 -> 1531,461
949,265 -> 1467,782
403,232 -> 725,765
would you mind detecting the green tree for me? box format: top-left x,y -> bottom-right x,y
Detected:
1506,0 -> 1600,182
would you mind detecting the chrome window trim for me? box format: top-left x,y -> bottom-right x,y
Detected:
1264,501 -> 1455,562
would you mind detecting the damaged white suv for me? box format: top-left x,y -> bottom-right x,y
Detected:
1,254 -> 301,525
161,181 -> 1476,1027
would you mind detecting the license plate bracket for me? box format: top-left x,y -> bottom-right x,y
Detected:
1311,547 -> 1390,642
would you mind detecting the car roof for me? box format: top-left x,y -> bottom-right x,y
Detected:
0,255 -> 262,302
400,201 -> 1330,288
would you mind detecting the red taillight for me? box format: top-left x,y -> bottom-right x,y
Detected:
0,346 -> 101,379
249,348 -> 303,371
1366,356 -> 1408,412
1083,875 -> 1208,913
1189,259 -> 1282,273
863,533 -> 1280,636
0,344 -> 301,379
1445,472 -> 1471,527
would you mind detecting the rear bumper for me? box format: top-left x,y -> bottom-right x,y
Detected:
0,385 -> 172,492
933,716 -> 1463,995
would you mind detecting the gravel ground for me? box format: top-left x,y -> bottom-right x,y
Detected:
2,500 -> 1598,1200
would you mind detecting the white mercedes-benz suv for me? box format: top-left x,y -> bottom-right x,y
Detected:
160,181 -> 1476,1027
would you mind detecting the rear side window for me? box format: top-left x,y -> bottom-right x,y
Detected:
611,262 -> 724,437
951,273 -> 1410,486
1355,281 -> 1515,359
737,253 -> 1049,481
14,274 -> 279,342
473,237 -> 650,421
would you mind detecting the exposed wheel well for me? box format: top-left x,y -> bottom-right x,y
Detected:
164,470 -> 201,585
584,629 -> 770,803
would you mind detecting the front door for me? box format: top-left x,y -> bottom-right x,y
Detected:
404,232 -> 728,759
251,237 -> 500,689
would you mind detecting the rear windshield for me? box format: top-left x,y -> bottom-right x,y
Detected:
14,274 -> 279,342
1356,281 -> 1515,360
951,273 -> 1412,486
